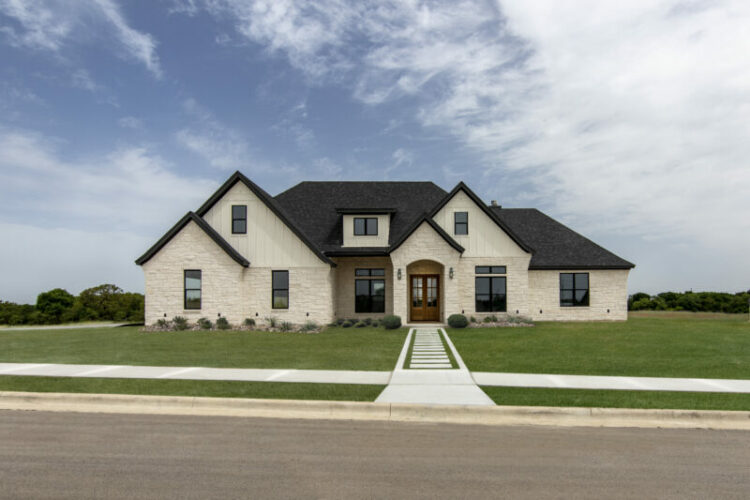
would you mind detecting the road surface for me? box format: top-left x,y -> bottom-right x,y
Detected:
0,410 -> 748,499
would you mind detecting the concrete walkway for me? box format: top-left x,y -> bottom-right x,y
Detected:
375,328 -> 495,406
473,372 -> 750,393
408,329 -> 453,368
0,363 -> 390,385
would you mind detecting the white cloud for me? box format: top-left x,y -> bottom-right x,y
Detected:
187,0 -> 750,264
0,0 -> 161,77
118,116 -> 143,129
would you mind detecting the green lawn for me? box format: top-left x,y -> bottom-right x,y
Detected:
482,386 -> 750,411
0,326 -> 407,371
449,315 -> 750,379
0,375 -> 384,401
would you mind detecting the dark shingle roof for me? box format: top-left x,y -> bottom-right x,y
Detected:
492,208 -> 635,269
274,181 -> 448,252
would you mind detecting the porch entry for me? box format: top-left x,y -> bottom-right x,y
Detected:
410,274 -> 440,321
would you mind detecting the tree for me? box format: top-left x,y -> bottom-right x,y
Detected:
36,288 -> 75,324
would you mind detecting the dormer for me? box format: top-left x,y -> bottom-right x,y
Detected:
337,208 -> 395,247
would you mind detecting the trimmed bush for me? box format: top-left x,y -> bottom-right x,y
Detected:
197,317 -> 212,330
279,321 -> 293,332
216,317 -> 230,330
381,315 -> 401,330
243,318 -> 256,328
354,321 -> 366,328
342,320 -> 353,328
447,314 -> 468,328
172,316 -> 189,331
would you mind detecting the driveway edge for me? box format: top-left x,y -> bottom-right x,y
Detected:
1,391 -> 749,430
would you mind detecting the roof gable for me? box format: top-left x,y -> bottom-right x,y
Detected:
135,212 -> 249,267
390,214 -> 464,254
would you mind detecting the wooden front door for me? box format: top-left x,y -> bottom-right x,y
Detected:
410,274 -> 440,322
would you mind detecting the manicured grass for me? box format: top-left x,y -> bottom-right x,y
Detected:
0,375 -> 384,401
449,315 -> 750,379
0,326 -> 407,371
482,386 -> 750,411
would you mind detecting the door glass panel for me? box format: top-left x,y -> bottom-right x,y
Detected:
411,277 -> 423,307
427,277 -> 438,307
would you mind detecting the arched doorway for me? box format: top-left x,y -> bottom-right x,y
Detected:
406,260 -> 443,322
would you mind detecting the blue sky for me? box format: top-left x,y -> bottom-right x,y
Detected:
1,0 -> 749,303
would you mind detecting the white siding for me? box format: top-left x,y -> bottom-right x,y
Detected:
342,214 -> 390,247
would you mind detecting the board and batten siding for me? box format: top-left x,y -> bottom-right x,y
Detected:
341,214 -> 390,247
202,182 -> 328,268
432,190 -> 529,258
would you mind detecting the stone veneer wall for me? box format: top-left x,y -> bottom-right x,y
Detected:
526,269 -> 630,321
143,221 -> 335,326
332,256 -> 393,318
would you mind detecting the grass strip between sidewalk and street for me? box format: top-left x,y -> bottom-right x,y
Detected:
482,386 -> 750,411
0,376 -> 385,402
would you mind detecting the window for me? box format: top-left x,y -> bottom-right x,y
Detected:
454,211 -> 468,235
355,279 -> 385,313
355,268 -> 385,276
354,217 -> 378,236
560,273 -> 589,307
232,205 -> 247,234
272,271 -> 289,309
475,277 -> 506,312
184,270 -> 201,310
475,266 -> 506,274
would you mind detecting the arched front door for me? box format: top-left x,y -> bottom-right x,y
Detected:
410,274 -> 440,321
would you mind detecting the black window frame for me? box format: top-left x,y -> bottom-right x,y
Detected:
475,266 -> 506,274
454,211 -> 468,235
355,278 -> 386,313
184,270 -> 202,310
272,270 -> 289,309
353,217 -> 378,236
232,205 -> 247,234
560,272 -> 590,307
475,276 -> 506,312
355,268 -> 385,277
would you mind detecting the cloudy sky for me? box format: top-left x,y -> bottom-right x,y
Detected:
1,0 -> 748,304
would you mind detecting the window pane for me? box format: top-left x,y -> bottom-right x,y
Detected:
475,266 -> 490,274
492,294 -> 507,312
455,212 -> 468,223
476,294 -> 491,312
575,290 -> 589,306
371,295 -> 385,313
455,222 -> 468,235
272,271 -> 288,289
371,280 -> 385,296
560,290 -> 574,306
355,279 -> 370,296
232,205 -> 246,219
273,290 -> 288,309
575,273 -> 589,290
491,277 -> 506,294
232,220 -> 246,233
185,271 -> 201,289
355,269 -> 370,276
475,277 -> 490,294
560,273 -> 574,290
354,218 -> 365,235
366,218 -> 378,235
185,290 -> 201,309
491,266 -> 506,274
370,268 -> 385,276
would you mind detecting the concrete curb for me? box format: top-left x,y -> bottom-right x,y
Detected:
1,391 -> 750,430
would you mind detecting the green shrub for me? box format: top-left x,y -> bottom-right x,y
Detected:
280,321 -> 293,332
265,316 -> 278,328
470,316 -> 477,323
447,314 -> 468,328
299,321 -> 319,332
342,320 -> 353,328
354,321 -> 366,328
197,317 -> 212,330
335,318 -> 345,326
243,318 -> 256,328
382,315 -> 401,330
172,316 -> 189,331
363,317 -> 372,325
155,318 -> 169,329
216,317 -> 230,330
371,320 -> 380,327
507,315 -> 533,325
482,316 -> 493,323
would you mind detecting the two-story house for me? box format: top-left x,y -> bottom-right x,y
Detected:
136,171 -> 634,325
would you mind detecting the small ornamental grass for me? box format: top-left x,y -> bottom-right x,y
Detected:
279,321 -> 293,332
243,318 -> 256,328
172,316 -> 189,331
197,317 -> 212,330
216,317 -> 230,330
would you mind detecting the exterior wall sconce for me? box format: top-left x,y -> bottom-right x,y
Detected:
397,268 -> 402,280
217,312 -> 221,317
449,267 -> 454,279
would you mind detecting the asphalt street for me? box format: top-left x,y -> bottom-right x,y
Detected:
0,410 -> 748,499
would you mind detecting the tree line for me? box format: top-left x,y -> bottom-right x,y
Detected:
0,284 -> 144,325
628,290 -> 750,313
